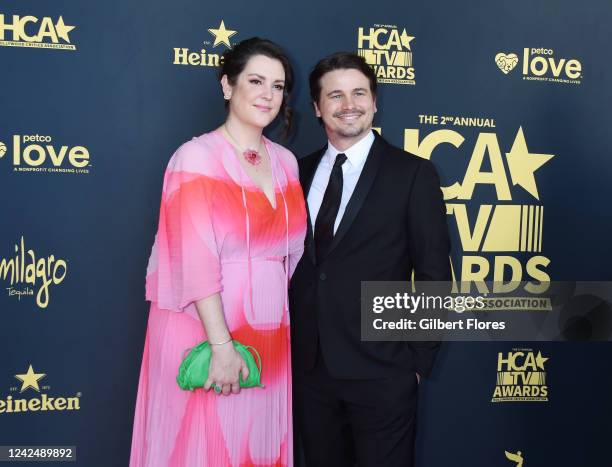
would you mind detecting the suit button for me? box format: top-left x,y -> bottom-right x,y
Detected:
319,273 -> 327,281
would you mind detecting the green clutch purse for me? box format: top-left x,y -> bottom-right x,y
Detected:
176,340 -> 264,392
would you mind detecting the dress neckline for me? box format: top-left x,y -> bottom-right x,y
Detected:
214,129 -> 278,210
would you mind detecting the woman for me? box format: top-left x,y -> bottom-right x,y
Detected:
130,38 -> 307,467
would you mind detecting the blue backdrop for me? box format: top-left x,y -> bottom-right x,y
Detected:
1,0 -> 611,465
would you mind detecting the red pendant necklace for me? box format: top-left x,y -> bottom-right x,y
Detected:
222,125 -> 263,166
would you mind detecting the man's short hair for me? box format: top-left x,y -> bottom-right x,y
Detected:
309,52 -> 377,104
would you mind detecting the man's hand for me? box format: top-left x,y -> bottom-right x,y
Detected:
416,373 -> 421,384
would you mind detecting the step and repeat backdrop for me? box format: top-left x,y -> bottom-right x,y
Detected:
1,0 -> 611,465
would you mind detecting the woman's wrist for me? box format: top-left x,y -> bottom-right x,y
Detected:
211,337 -> 234,354
210,336 -> 232,346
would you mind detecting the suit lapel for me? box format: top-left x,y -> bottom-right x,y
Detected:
300,147 -> 326,265
325,132 -> 385,257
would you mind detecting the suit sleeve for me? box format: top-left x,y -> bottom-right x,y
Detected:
407,158 -> 452,377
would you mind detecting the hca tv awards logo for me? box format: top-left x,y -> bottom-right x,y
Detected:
357,24 -> 415,85
492,349 -> 548,402
0,365 -> 81,414
405,125 -> 554,291
0,134 -> 91,174
173,19 -> 237,67
0,237 -> 68,309
0,13 -> 76,51
495,48 -> 582,85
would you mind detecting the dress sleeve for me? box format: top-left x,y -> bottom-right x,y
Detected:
278,144 -> 307,280
145,143 -> 223,311
288,240 -> 304,280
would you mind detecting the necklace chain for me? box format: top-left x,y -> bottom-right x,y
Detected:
222,124 -> 261,157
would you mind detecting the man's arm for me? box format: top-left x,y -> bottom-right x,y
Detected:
408,158 -> 451,282
407,158 -> 452,378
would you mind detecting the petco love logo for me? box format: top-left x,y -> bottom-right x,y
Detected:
495,48 -> 582,85
495,53 -> 519,74
0,134 -> 91,174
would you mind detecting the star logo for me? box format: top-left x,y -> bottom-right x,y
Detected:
55,16 -> 76,43
15,365 -> 46,393
207,20 -> 237,48
506,127 -> 555,200
400,30 -> 414,50
535,351 -> 548,370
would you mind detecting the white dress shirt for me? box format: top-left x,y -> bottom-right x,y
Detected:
307,130 -> 375,234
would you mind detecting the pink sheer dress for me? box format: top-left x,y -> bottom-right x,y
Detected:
130,130 -> 307,466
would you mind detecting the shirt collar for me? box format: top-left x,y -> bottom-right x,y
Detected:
324,130 -> 375,168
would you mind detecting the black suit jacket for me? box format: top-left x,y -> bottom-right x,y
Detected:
289,131 -> 451,379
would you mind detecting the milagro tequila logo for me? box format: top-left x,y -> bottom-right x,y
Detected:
0,365 -> 81,414
0,237 -> 67,309
405,124 -> 555,292
505,450 -> 524,467
173,19 -> 237,67
0,134 -> 91,174
492,349 -> 549,402
0,13 -> 76,51
357,24 -> 415,85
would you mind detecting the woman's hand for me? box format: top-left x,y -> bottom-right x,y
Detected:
204,342 -> 250,395
194,295 -> 249,395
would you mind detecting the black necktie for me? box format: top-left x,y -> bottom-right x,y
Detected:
314,153 -> 347,264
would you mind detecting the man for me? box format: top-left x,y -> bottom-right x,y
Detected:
289,52 -> 451,467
